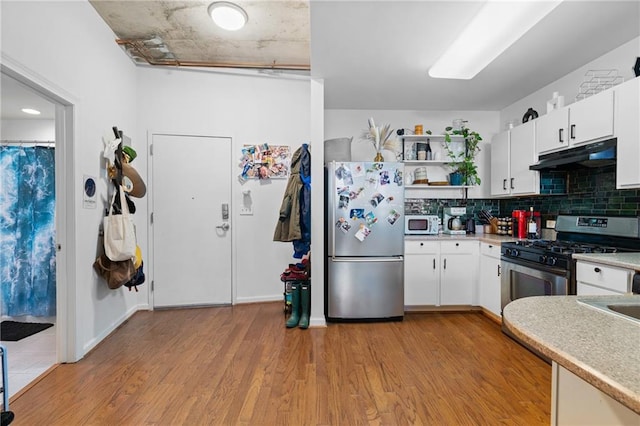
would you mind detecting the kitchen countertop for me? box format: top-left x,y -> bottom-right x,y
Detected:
503,295 -> 640,414
405,233 -> 517,246
572,252 -> 640,271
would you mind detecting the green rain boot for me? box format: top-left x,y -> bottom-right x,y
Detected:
298,283 -> 310,329
286,282 -> 301,328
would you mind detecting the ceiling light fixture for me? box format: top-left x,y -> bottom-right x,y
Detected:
208,2 -> 248,31
21,108 -> 41,115
428,0 -> 563,80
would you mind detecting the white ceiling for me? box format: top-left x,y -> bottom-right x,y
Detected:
1,73 -> 56,121
2,1 -> 639,120
310,1 -> 640,110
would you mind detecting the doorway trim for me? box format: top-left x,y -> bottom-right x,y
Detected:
1,54 -> 78,362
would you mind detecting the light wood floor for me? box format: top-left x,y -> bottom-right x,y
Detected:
9,303 -> 551,425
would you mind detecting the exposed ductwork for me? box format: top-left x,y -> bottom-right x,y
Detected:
116,38 -> 310,71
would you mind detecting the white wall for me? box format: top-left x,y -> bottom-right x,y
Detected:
500,36 -> 640,127
136,67 -> 311,304
1,1 -> 139,360
324,109 -> 500,198
1,119 -> 55,141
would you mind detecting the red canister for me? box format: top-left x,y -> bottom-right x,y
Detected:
512,210 -> 527,239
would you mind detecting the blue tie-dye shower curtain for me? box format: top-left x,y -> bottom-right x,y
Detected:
0,146 -> 56,317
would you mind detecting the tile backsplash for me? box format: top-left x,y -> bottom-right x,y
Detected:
405,165 -> 640,225
502,165 -> 640,220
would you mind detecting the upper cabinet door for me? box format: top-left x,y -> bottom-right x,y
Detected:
490,131 -> 510,196
509,120 -> 539,195
536,107 -> 569,155
569,90 -> 614,146
615,77 -> 640,189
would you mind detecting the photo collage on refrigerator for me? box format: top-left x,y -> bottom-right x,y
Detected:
334,162 -> 404,242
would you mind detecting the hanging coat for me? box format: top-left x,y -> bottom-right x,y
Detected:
273,145 -> 308,242
293,144 -> 311,258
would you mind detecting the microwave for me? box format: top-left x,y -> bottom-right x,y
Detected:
405,215 -> 440,235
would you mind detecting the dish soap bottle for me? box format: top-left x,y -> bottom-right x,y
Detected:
527,207 -> 538,239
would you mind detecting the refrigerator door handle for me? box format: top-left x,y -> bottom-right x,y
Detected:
331,161 -> 336,260
330,256 -> 404,263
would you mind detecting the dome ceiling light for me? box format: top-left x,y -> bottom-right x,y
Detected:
208,2 -> 248,31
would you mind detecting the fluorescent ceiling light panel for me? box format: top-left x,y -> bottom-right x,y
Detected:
429,0 -> 563,79
208,2 -> 248,31
21,108 -> 41,115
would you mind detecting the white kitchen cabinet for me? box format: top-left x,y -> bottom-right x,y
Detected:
404,241 -> 439,306
551,362 -> 639,426
440,240 -> 478,306
404,239 -> 477,307
536,107 -> 569,155
479,242 -> 502,317
490,121 -> 539,197
490,131 -> 509,196
615,77 -> 640,189
536,89 -> 614,156
575,260 -> 633,295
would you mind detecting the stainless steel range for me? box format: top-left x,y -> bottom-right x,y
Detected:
500,215 -> 640,357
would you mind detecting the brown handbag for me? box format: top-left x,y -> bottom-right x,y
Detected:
93,254 -> 135,290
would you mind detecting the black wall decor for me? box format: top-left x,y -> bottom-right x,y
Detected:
522,107 -> 539,123
634,57 -> 640,78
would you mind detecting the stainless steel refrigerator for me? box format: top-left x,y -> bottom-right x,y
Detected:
325,161 -> 405,321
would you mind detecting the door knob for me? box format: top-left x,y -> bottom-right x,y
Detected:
216,222 -> 230,231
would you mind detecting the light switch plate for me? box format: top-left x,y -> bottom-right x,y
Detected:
240,207 -> 253,216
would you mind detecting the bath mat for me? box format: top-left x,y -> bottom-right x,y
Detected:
1,321 -> 53,341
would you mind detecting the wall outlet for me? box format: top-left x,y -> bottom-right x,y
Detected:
240,206 -> 253,216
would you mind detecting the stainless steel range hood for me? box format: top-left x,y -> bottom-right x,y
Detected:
529,138 -> 616,170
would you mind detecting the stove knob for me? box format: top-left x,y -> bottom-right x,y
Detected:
539,255 -> 547,264
512,249 -> 520,257
548,257 -> 557,266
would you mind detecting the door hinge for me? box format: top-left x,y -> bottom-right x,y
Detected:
150,212 -> 154,224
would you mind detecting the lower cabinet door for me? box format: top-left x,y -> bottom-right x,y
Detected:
480,253 -> 501,316
404,253 -> 439,306
440,253 -> 474,305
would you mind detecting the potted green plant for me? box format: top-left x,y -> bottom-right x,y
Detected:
442,122 -> 482,186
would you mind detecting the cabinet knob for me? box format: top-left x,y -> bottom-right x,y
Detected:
420,242 -> 424,246
594,267 -> 601,273
488,245 -> 493,248
455,243 -> 459,247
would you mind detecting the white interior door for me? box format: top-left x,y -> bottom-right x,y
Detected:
151,134 -> 232,307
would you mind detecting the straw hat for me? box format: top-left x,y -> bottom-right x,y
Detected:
122,163 -> 146,198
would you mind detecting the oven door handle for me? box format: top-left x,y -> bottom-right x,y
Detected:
500,256 -> 569,277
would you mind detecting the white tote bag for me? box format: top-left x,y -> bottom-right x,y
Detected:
103,185 -> 137,261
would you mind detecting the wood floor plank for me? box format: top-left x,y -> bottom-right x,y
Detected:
9,304 -> 551,425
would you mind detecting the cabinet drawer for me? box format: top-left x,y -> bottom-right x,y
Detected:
577,282 -> 624,296
441,240 -> 478,254
576,261 -> 630,293
480,242 -> 501,258
405,240 -> 439,254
